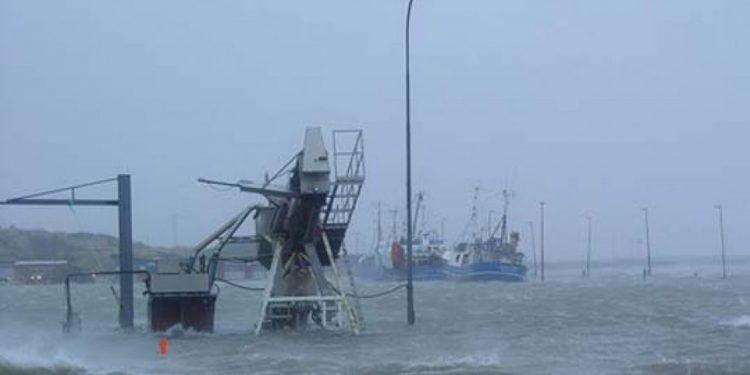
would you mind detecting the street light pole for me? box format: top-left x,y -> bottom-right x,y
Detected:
528,221 -> 537,280
715,204 -> 727,280
586,215 -> 592,278
404,0 -> 416,326
643,207 -> 652,278
540,201 -> 545,282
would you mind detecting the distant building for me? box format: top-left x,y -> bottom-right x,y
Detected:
110,254 -> 158,273
0,260 -> 13,281
13,260 -> 73,284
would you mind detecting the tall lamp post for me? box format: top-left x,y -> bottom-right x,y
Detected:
528,221 -> 537,280
404,0 -> 416,326
642,207 -> 652,278
715,204 -> 727,280
585,215 -> 592,278
540,201 -> 545,282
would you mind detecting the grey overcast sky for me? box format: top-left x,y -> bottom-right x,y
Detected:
1,1 -> 748,262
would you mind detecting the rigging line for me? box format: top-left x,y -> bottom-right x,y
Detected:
217,258 -> 257,264
67,204 -> 106,272
328,281 -> 407,299
264,151 -> 301,187
348,283 -> 407,299
216,254 -> 272,263
7,177 -> 118,201
215,277 -> 264,291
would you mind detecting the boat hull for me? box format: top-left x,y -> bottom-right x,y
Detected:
356,261 -> 526,282
361,264 -> 447,282
444,261 -> 527,282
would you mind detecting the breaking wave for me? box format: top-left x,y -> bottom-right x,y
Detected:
632,361 -> 745,375
0,360 -> 87,375
723,315 -> 750,328
354,354 -> 514,375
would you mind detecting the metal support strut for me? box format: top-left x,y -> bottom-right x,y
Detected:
254,232 -> 360,335
1,175 -> 135,330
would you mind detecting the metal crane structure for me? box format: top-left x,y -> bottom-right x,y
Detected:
148,127 -> 365,335
1,175 -> 135,332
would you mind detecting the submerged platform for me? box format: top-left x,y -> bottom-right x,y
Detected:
358,261 -> 527,282
147,273 -> 216,332
148,294 -> 217,332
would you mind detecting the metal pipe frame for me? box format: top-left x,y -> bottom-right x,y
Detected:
187,205 -> 259,274
1,175 -> 135,330
64,270 -> 151,333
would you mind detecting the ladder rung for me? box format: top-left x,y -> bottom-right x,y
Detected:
323,223 -> 348,229
335,177 -> 364,184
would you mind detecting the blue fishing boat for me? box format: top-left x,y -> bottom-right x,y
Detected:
443,237 -> 527,282
442,189 -> 527,282
355,194 -> 450,281
445,262 -> 527,282
357,234 -> 448,281
356,189 -> 527,282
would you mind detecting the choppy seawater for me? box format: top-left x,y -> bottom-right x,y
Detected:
1,261 -> 749,375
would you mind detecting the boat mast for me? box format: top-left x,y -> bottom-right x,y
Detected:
472,187 -> 479,241
490,189 -> 511,243
441,217 -> 446,243
376,202 -> 382,247
412,192 -> 424,240
389,208 -> 399,243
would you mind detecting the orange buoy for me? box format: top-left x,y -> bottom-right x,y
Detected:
158,337 -> 168,356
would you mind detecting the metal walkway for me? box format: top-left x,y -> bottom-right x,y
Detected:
321,129 -> 366,331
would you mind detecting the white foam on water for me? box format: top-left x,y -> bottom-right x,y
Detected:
0,324 -> 172,375
0,332 -> 82,373
398,352 -> 506,373
723,315 -> 750,328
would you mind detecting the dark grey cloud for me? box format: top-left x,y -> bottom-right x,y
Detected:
1,0 -> 748,262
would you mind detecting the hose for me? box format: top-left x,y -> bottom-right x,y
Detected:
215,277 -> 264,291
217,276 -> 406,298
347,283 -> 407,299
327,281 -> 407,299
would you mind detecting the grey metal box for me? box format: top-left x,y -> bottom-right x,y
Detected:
150,273 -> 210,294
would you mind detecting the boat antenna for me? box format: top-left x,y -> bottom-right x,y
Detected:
471,186 -> 479,240
389,208 -> 399,244
412,192 -> 424,239
368,202 -> 383,254
377,202 -> 383,247
490,189 -> 513,241
454,186 -> 481,246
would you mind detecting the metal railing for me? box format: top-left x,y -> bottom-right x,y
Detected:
63,270 -> 151,333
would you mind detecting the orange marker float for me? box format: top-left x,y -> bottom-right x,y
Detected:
158,337 -> 168,357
